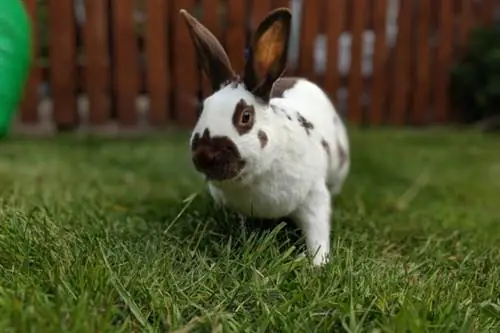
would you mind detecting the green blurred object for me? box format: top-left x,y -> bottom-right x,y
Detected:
0,0 -> 32,137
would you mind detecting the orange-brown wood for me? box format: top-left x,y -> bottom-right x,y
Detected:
48,0 -> 78,128
226,0 -> 246,73
145,0 -> 169,126
435,0 -> 454,123
251,0 -> 271,30
112,0 -> 139,126
369,0 -> 388,125
84,0 -> 110,125
391,0 -> 412,125
459,0 -> 473,49
481,0 -> 494,26
20,0 -> 40,124
298,0 -> 320,82
324,0 -> 346,103
173,0 -> 198,126
272,0 -> 290,8
412,0 -> 432,125
347,0 -> 366,124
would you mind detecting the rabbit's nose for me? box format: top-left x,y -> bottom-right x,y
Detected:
192,148 -> 220,173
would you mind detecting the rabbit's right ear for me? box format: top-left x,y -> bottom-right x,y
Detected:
180,9 -> 236,91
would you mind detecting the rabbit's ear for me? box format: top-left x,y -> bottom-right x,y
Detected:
243,8 -> 292,102
180,9 -> 236,91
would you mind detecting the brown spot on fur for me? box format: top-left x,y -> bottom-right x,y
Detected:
271,105 -> 292,120
297,113 -> 314,135
191,128 -> 245,181
232,99 -> 255,135
321,139 -> 330,158
270,77 -> 298,98
337,140 -> 348,168
258,130 -> 268,148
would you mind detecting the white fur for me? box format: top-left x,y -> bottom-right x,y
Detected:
190,78 -> 350,266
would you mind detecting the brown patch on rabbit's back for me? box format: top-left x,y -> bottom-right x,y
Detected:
337,140 -> 348,168
270,77 -> 298,98
321,139 -> 330,158
297,113 -> 314,135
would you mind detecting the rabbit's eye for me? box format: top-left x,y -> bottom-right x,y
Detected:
240,109 -> 253,124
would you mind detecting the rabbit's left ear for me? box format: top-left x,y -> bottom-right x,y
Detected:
243,8 -> 292,102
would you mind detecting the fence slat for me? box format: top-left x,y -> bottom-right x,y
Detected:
111,0 -> 138,126
369,0 -> 388,125
325,0 -> 346,103
298,0 -> 320,82
227,0 -> 246,73
435,0 -> 454,123
145,0 -> 169,126
201,0 -> 221,99
20,0 -> 39,124
48,0 -> 78,129
251,0 -> 271,30
482,0 -> 494,26
84,0 -> 110,125
390,0 -> 412,125
272,0 -> 290,8
173,0 -> 198,126
459,0 -> 474,49
347,0 -> 366,124
412,0 -> 431,125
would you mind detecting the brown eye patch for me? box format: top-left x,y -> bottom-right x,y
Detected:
232,99 -> 255,135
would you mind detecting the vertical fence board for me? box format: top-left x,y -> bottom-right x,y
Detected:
272,0 -> 290,8
251,0 -> 271,29
112,0 -> 138,126
201,0 -> 221,98
48,0 -> 78,128
482,0 -> 494,26
435,0 -> 454,123
412,0 -> 431,125
145,0 -> 169,126
325,0 -> 346,103
227,0 -> 246,73
173,0 -> 198,126
20,0 -> 39,124
347,0 -> 366,124
298,0 -> 320,82
369,0 -> 388,125
390,0 -> 412,125
459,0 -> 474,49
84,0 -> 110,125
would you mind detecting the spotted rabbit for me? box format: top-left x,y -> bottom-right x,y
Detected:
180,7 -> 350,266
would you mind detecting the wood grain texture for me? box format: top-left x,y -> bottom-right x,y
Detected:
20,0 -> 40,124
145,0 -> 169,126
347,0 -> 366,124
369,0 -> 388,125
48,0 -> 78,129
84,0 -> 110,125
112,0 -> 139,126
324,0 -> 346,103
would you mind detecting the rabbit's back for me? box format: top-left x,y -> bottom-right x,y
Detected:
271,78 -> 350,195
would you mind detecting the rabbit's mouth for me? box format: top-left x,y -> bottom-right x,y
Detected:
191,133 -> 246,182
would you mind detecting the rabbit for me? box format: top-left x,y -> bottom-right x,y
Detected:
179,7 -> 350,266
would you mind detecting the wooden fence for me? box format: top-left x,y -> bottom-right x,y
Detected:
17,0 -> 498,133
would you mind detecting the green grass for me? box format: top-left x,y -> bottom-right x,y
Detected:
0,128 -> 499,332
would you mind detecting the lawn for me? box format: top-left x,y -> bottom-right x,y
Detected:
0,128 -> 499,332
